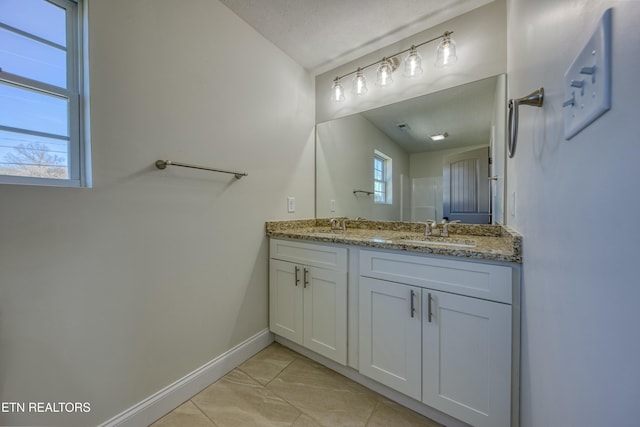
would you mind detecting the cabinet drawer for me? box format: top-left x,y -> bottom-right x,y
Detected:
360,249 -> 512,304
270,239 -> 347,272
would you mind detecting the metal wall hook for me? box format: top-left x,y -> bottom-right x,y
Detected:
507,88 -> 544,158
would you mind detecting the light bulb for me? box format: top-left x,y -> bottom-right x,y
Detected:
352,69 -> 368,95
376,59 -> 393,87
331,79 -> 345,102
403,46 -> 423,78
435,35 -> 457,68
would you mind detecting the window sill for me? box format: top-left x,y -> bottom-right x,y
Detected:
0,175 -> 86,188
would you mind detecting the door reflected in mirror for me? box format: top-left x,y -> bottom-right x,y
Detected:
316,74 -> 506,225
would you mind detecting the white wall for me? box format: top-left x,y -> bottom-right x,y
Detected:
0,1 -> 315,426
316,0 -> 507,123
507,1 -> 640,426
316,114 -> 409,220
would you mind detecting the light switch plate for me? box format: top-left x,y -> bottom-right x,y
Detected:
287,196 -> 295,213
563,8 -> 612,140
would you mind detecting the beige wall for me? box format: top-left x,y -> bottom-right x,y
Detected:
0,1 -> 315,425
316,114 -> 409,220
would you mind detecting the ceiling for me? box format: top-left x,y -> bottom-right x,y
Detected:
219,0 -> 494,75
360,76 -> 498,153
221,0 -> 499,155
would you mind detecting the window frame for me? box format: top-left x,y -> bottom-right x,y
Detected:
373,150 -> 392,205
0,0 -> 88,188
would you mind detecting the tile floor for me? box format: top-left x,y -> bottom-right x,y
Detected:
151,342 -> 443,427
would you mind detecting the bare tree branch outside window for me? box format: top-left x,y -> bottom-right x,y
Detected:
1,143 -> 68,179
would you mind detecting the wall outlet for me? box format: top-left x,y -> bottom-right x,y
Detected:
330,199 -> 336,212
287,196 -> 295,213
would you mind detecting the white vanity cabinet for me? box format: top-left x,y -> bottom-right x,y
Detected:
359,249 -> 517,427
359,276 -> 422,400
422,289 -> 512,427
269,239 -> 348,365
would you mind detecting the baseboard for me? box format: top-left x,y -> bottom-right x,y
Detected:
275,336 -> 472,427
99,329 -> 274,427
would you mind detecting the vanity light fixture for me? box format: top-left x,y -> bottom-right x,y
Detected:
376,58 -> 395,87
435,33 -> 457,67
331,78 -> 346,102
429,132 -> 449,141
352,68 -> 368,95
331,31 -> 456,102
404,46 -> 423,78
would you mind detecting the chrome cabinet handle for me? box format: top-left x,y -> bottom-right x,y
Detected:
294,266 -> 300,287
303,268 -> 309,288
428,293 -> 433,323
410,290 -> 416,318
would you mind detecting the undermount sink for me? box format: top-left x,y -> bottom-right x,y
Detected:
399,237 -> 476,248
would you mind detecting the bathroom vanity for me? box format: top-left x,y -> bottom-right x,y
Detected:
266,219 -> 521,427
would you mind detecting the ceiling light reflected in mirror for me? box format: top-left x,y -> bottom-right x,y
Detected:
429,132 -> 449,141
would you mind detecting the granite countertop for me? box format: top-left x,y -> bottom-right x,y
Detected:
266,218 -> 522,264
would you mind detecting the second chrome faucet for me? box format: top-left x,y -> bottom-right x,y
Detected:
330,218 -> 346,231
425,219 -> 461,237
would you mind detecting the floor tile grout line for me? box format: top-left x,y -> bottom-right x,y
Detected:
268,349 -> 441,427
363,399 -> 382,427
189,398 -> 220,427
260,357 -> 332,427
176,344 -> 301,427
264,355 -> 377,427
264,386 -> 328,427
265,352 -> 301,387
195,364 -> 310,427
157,343 -> 441,427
238,352 -> 299,388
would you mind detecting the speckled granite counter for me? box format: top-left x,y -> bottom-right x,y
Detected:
266,219 -> 522,263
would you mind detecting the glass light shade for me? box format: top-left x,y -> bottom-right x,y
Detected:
376,59 -> 394,87
330,79 -> 345,102
435,36 -> 457,68
352,70 -> 368,95
403,47 -> 423,78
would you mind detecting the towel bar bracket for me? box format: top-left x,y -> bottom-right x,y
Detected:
507,88 -> 544,158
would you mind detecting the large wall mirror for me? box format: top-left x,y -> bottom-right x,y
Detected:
316,74 -> 507,224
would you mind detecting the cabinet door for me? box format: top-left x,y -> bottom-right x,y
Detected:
359,277 -> 422,400
303,266 -> 347,365
269,259 -> 303,344
423,290 -> 512,427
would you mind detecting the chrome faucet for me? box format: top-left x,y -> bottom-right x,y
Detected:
330,218 -> 346,231
441,220 -> 461,237
424,220 -> 438,237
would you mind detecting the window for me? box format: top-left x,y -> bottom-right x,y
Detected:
0,0 -> 88,187
374,150 -> 392,204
